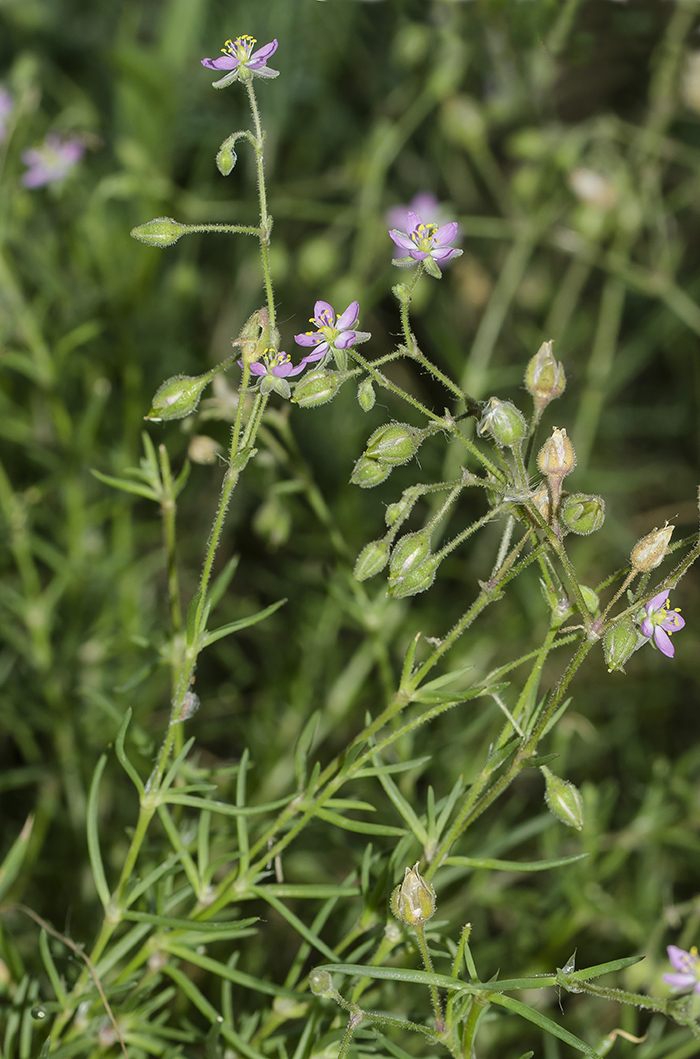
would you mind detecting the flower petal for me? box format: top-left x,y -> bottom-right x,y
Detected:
646,589 -> 670,615
663,972 -> 697,989
405,210 -> 421,234
313,300 -> 335,324
251,66 -> 279,79
434,221 -> 458,245
295,332 -> 323,347
335,331 -> 358,349
668,946 -> 696,972
389,230 -> 414,251
250,39 -> 278,62
201,55 -> 239,70
431,247 -> 457,262
336,301 -> 360,330
660,610 -> 685,633
640,616 -> 654,639
653,626 -> 674,658
300,344 -> 329,363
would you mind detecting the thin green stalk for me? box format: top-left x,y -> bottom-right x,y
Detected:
158,446 -> 182,635
245,81 -> 276,332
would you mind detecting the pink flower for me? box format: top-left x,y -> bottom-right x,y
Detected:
202,36 -> 279,87
386,192 -> 449,233
21,134 -> 84,188
389,210 -> 460,266
640,590 -> 685,658
663,945 -> 700,993
241,348 -> 306,399
294,300 -> 370,368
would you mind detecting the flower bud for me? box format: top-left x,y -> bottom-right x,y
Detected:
131,217 -> 187,248
477,397 -> 527,448
216,144 -> 237,176
537,427 -> 576,479
603,616 -> 641,673
525,340 -> 566,410
146,372 -> 213,421
580,585 -> 600,614
389,531 -> 431,581
350,456 -> 392,489
630,524 -> 674,573
560,493 -> 605,535
541,766 -> 584,831
354,539 -> 390,582
357,377 -> 376,412
292,369 -> 349,408
308,969 -> 335,998
390,863 -> 436,926
388,554 -> 438,598
385,491 -> 418,527
365,423 -> 423,466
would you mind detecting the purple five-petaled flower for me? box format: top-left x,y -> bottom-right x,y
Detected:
663,945 -> 700,993
389,210 -> 460,265
640,589 -> 685,659
294,301 -> 370,368
241,348 -> 306,399
21,134 -> 84,189
201,36 -> 279,88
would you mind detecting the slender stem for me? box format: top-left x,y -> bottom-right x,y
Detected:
413,923 -> 444,1031
245,81 -> 276,332
158,446 -> 182,635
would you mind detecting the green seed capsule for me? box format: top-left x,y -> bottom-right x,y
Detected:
389,532 -> 431,580
350,456 -> 392,489
354,539 -> 390,581
131,217 -> 187,248
292,369 -> 348,408
477,397 -> 527,448
216,144 -> 237,176
603,617 -> 641,673
146,372 -> 213,421
357,377 -> 376,412
560,493 -> 605,535
389,554 -> 439,598
541,766 -> 584,830
365,422 -> 422,466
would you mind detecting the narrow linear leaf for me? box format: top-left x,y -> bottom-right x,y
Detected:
374,767 -> 427,845
122,910 -> 259,934
315,807 -> 407,837
163,792 -> 294,816
208,555 -> 240,613
488,993 -> 599,1059
445,853 -> 589,873
37,930 -> 67,1008
200,598 -> 287,649
0,812 -> 34,902
114,708 -> 144,795
90,469 -> 158,501
87,755 -> 111,908
164,943 -> 298,1000
161,964 -> 268,1059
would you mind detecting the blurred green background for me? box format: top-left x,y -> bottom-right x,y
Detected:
1,0 -> 700,1056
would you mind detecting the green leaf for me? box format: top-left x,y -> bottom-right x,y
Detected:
0,813 -> 34,902
208,555 -> 240,613
87,755 -> 111,908
39,930 -> 67,1007
200,598 -> 286,649
315,807 -> 407,837
163,792 -> 294,817
114,708 -> 144,794
90,468 -> 159,501
186,589 -> 204,647
488,993 -> 599,1058
374,766 -> 427,845
400,633 -> 421,689
445,853 -> 588,873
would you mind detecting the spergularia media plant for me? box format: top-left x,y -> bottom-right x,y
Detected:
12,28 -> 698,1059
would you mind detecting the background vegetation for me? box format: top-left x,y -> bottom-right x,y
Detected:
1,1 -> 700,1058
